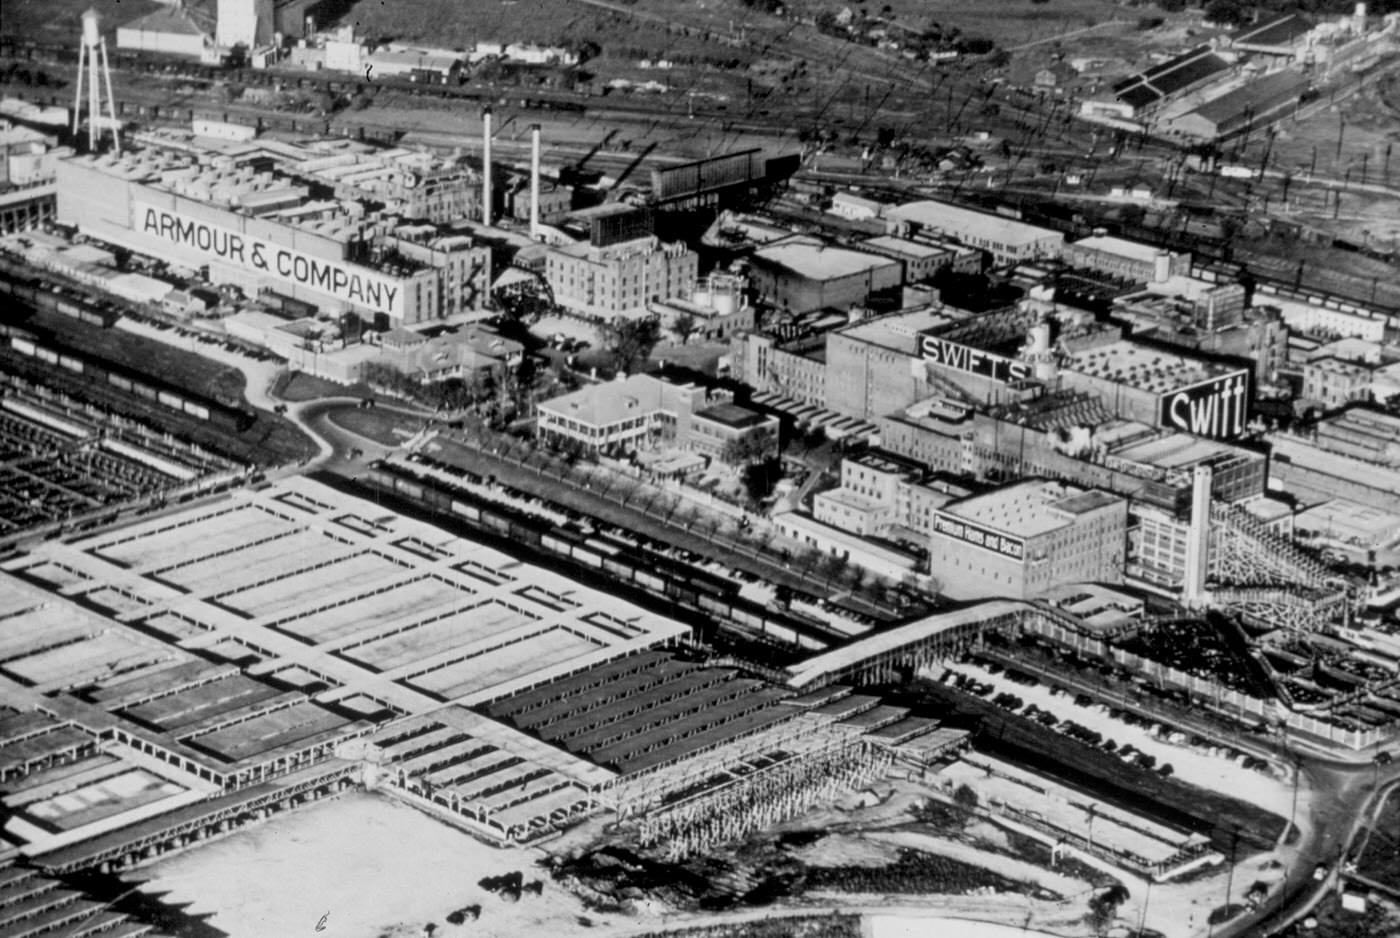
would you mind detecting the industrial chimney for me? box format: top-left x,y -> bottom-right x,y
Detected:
529,123 -> 542,239
1183,464 -> 1213,606
481,107 -> 493,226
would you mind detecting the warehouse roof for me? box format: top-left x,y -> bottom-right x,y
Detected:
940,480 -> 1120,539
753,235 -> 899,282
837,306 -> 962,354
120,8 -> 207,36
1187,69 -> 1311,127
886,201 -> 1062,248
1112,46 -> 1230,108
1110,432 -> 1249,471
863,235 -> 950,259
1065,338 -> 1236,393
694,402 -> 771,429
1069,235 -> 1169,265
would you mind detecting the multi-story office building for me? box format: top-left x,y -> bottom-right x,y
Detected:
929,480 -> 1127,600
729,331 -> 829,407
813,450 -> 974,539
1302,356 -> 1374,409
544,235 -> 697,318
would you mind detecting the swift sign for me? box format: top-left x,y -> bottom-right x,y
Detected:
1159,371 -> 1250,440
134,201 -> 405,317
919,334 -> 1031,384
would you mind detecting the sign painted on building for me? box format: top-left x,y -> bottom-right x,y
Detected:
1158,370 -> 1250,440
919,334 -> 1031,383
134,201 -> 405,317
933,513 -> 1025,560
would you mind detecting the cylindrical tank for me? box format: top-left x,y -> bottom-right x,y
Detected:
81,7 -> 101,47
1154,251 -> 1172,283
1030,321 -> 1051,356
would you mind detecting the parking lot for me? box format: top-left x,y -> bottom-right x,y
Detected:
935,656 -> 1298,821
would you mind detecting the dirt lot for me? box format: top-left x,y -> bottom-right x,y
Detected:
854,0 -> 1131,45
1247,75 -> 1400,184
132,791 -> 640,938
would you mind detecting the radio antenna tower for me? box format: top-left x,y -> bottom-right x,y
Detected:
72,7 -> 120,153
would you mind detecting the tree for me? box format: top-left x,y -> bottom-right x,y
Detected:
722,426 -> 778,466
599,315 -> 661,374
1204,0 -> 1248,25
672,310 -> 699,345
1086,883 -> 1129,934
493,279 -> 553,326
818,551 -> 850,584
952,783 -> 980,810
741,457 -> 780,504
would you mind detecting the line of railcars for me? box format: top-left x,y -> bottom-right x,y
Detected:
362,460 -> 843,653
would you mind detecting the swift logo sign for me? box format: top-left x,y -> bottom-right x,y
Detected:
933,513 -> 1025,560
1159,371 -> 1250,440
134,202 -> 404,317
919,334 -> 1031,383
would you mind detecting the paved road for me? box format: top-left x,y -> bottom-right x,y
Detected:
1247,768 -> 1400,937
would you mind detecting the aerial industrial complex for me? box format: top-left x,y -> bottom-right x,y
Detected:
1,0 -> 1400,935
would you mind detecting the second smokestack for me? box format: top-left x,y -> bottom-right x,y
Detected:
482,107 -> 493,227
529,123 -> 541,239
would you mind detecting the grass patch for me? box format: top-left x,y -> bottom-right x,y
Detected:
0,0 -> 164,42
273,371 -> 375,404
325,405 -> 424,447
0,350 -> 317,466
344,0 -> 608,47
19,308 -> 247,406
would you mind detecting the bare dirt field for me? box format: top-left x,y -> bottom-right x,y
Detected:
129,791 -> 641,938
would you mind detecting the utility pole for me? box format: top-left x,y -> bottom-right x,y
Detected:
1139,878 -> 1154,936
1335,113 -> 1345,163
